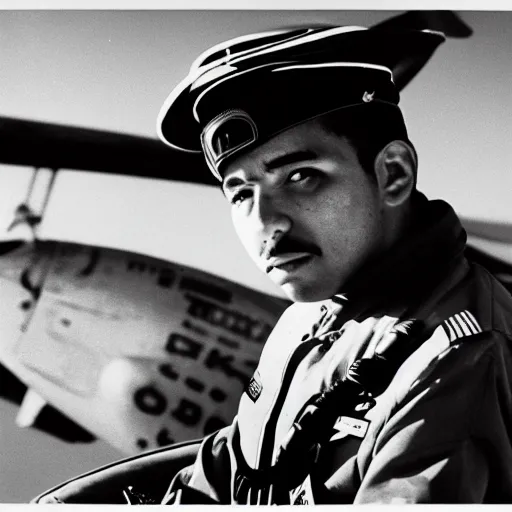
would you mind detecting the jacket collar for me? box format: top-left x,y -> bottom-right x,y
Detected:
331,193 -> 467,321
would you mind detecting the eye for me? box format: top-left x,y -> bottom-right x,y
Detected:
287,168 -> 320,184
230,188 -> 253,206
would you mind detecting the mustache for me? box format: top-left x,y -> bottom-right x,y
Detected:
261,234 -> 322,261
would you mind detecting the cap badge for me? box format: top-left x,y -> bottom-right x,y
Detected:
362,91 -> 375,103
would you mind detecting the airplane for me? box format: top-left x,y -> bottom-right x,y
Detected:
0,114 -> 289,453
0,10 -> 511,461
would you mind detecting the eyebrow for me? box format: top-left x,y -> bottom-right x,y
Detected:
264,149 -> 318,171
222,175 -> 244,194
222,149 -> 319,194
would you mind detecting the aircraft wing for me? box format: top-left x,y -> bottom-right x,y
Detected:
0,239 -> 287,453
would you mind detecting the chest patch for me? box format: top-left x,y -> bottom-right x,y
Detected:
245,370 -> 263,403
330,416 -> 370,441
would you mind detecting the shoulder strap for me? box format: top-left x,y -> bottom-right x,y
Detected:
441,309 -> 483,342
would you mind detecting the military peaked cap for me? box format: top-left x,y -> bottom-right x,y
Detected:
157,25 -> 445,180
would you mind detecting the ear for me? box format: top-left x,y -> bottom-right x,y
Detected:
373,140 -> 417,207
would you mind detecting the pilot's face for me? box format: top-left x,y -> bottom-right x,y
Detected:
222,119 -> 386,302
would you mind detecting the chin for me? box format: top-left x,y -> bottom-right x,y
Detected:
280,281 -> 337,303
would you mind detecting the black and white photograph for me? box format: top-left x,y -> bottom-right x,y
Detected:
0,4 -> 512,504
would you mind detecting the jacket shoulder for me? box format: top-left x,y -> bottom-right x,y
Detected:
469,261 -> 512,339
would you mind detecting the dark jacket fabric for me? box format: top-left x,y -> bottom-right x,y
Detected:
163,196 -> 512,504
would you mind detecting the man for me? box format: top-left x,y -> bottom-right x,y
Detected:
156,25 -> 512,503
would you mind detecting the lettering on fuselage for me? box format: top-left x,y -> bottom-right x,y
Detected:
130,288 -> 271,451
185,294 -> 272,344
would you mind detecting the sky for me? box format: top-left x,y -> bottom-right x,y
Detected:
0,8 -> 511,503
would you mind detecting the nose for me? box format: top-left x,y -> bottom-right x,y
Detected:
252,190 -> 292,245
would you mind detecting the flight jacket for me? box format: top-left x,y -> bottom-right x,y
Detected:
163,194 -> 512,504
